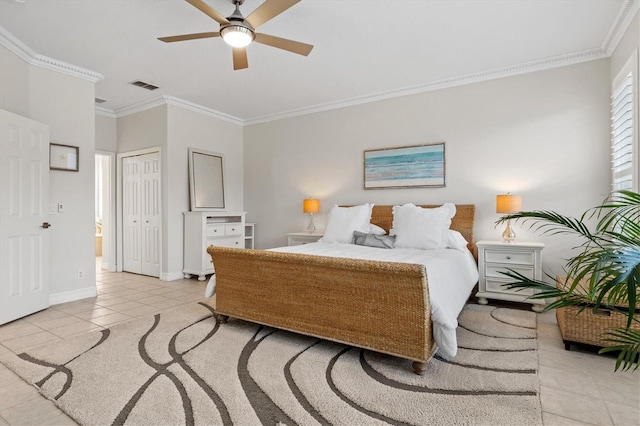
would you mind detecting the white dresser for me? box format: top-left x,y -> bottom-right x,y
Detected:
183,211 -> 246,281
476,240 -> 545,312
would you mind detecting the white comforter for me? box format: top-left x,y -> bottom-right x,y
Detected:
205,242 -> 479,359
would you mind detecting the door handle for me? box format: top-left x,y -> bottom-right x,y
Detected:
41,222 -> 51,229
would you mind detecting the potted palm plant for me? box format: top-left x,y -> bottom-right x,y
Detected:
496,190 -> 640,371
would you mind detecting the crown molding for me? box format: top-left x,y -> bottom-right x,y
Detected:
112,95 -> 243,125
243,48 -> 609,126
109,45 -> 610,127
603,0 -> 639,55
164,96 -> 244,126
113,96 -> 167,118
95,107 -> 117,118
0,25 -> 104,83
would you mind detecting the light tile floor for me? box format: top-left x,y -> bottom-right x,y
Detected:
0,264 -> 638,425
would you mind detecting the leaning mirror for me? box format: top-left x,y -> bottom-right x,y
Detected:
188,148 -> 226,211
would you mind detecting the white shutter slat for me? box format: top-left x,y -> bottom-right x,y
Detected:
610,69 -> 635,192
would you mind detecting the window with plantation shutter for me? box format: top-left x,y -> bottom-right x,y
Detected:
611,52 -> 638,192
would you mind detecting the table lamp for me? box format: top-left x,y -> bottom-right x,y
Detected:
496,193 -> 522,243
303,198 -> 320,233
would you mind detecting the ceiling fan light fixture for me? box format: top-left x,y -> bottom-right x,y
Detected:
220,24 -> 255,48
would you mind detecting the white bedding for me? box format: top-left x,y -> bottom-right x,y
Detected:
206,242 -> 479,359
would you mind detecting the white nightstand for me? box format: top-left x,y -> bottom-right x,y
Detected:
287,232 -> 323,246
476,240 -> 545,312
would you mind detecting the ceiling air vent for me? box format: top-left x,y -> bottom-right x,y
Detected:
129,80 -> 159,91
94,97 -> 107,104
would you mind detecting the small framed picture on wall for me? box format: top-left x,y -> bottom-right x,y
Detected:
50,143 -> 79,171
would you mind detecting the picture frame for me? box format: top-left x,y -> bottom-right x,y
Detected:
50,143 -> 79,172
364,142 -> 445,189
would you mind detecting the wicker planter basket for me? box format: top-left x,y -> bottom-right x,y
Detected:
556,277 -> 640,350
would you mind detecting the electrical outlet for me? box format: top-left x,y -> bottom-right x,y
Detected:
77,269 -> 84,279
58,203 -> 64,213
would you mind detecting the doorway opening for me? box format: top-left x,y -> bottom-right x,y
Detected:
95,152 -> 116,272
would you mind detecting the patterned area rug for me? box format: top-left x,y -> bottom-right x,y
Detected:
0,303 -> 542,425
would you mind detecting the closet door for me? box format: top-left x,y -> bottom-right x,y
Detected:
140,154 -> 161,277
122,156 -> 141,273
122,152 -> 161,277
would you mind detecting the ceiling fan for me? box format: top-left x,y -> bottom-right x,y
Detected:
158,0 -> 313,70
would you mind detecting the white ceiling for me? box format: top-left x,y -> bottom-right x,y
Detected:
0,0 -> 637,124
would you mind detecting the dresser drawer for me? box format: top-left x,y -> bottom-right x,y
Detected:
224,223 -> 242,236
206,224 -> 225,237
484,249 -> 534,265
208,237 -> 242,249
485,265 -> 534,280
486,279 -> 534,296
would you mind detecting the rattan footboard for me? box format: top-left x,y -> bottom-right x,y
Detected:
207,246 -> 433,367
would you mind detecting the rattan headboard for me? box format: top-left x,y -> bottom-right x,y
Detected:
370,204 -> 477,260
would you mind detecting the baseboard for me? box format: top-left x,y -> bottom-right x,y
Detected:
49,286 -> 98,306
161,271 -> 185,281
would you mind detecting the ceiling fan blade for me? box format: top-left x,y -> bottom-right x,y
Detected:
254,33 -> 313,56
245,0 -> 300,29
158,32 -> 220,43
232,47 -> 249,70
186,0 -> 229,25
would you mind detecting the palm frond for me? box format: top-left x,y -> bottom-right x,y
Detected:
495,190 -> 640,372
495,211 -> 597,243
599,328 -> 640,371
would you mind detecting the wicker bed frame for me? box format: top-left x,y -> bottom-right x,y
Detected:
207,204 -> 476,374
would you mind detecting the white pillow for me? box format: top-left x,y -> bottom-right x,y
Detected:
391,203 -> 456,249
368,223 -> 387,235
319,204 -> 373,243
446,230 -> 469,251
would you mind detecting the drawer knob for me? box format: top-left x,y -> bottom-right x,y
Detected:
506,256 -> 512,260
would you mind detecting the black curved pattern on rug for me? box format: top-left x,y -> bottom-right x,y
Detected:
0,303 -> 542,425
17,328 -> 110,400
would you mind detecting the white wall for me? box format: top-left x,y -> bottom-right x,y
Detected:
116,104 -> 243,279
0,45 -> 98,302
116,105 -> 167,275
0,45 -> 28,117
611,10 -> 639,78
117,105 -> 167,153
244,59 -> 611,280
96,114 -> 117,152
166,105 -> 244,278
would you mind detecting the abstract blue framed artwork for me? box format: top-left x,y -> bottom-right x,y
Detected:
364,143 -> 445,189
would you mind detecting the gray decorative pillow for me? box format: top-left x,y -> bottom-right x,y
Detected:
352,231 -> 396,249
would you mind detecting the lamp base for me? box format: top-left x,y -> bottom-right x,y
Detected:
502,219 -> 516,243
307,214 -> 316,234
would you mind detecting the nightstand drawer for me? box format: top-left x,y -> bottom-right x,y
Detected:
287,233 -> 323,246
485,265 -> 534,279
486,279 -> 534,296
485,249 -> 534,265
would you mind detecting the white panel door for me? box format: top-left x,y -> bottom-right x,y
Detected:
122,156 -> 141,273
140,153 -> 161,277
122,152 -> 161,277
0,110 -> 50,325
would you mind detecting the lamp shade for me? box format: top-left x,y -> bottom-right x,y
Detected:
496,194 -> 522,214
303,198 -> 320,214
